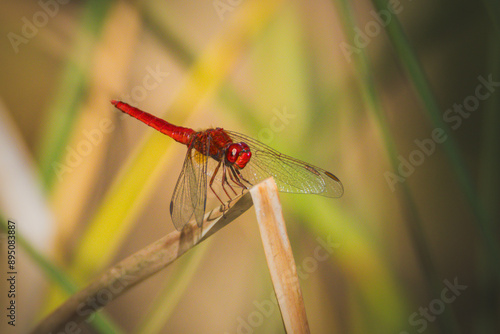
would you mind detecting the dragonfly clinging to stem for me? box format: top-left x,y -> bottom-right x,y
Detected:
111,101 -> 343,230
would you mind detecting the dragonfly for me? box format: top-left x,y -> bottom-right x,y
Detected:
111,101 -> 343,230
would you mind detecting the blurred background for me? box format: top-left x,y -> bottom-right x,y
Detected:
0,0 -> 498,333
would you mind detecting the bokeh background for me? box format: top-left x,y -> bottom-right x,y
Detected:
0,0 -> 498,333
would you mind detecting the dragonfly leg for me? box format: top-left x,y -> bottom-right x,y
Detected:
227,166 -> 247,191
209,160 -> 227,207
231,166 -> 253,189
221,163 -> 238,200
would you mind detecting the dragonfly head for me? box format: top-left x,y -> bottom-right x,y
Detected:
226,142 -> 251,169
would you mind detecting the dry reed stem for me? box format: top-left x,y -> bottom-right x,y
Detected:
250,178 -> 310,334
31,191 -> 253,334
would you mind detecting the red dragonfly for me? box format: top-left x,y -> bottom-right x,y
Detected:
111,101 -> 343,230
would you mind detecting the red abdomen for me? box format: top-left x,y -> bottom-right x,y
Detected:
111,101 -> 194,145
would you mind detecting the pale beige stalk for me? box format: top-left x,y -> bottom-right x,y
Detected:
250,178 -> 310,334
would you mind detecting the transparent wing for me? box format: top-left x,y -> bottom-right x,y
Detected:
226,131 -> 343,198
169,137 -> 209,230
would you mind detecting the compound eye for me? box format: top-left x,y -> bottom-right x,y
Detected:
226,144 -> 242,163
225,142 -> 251,169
